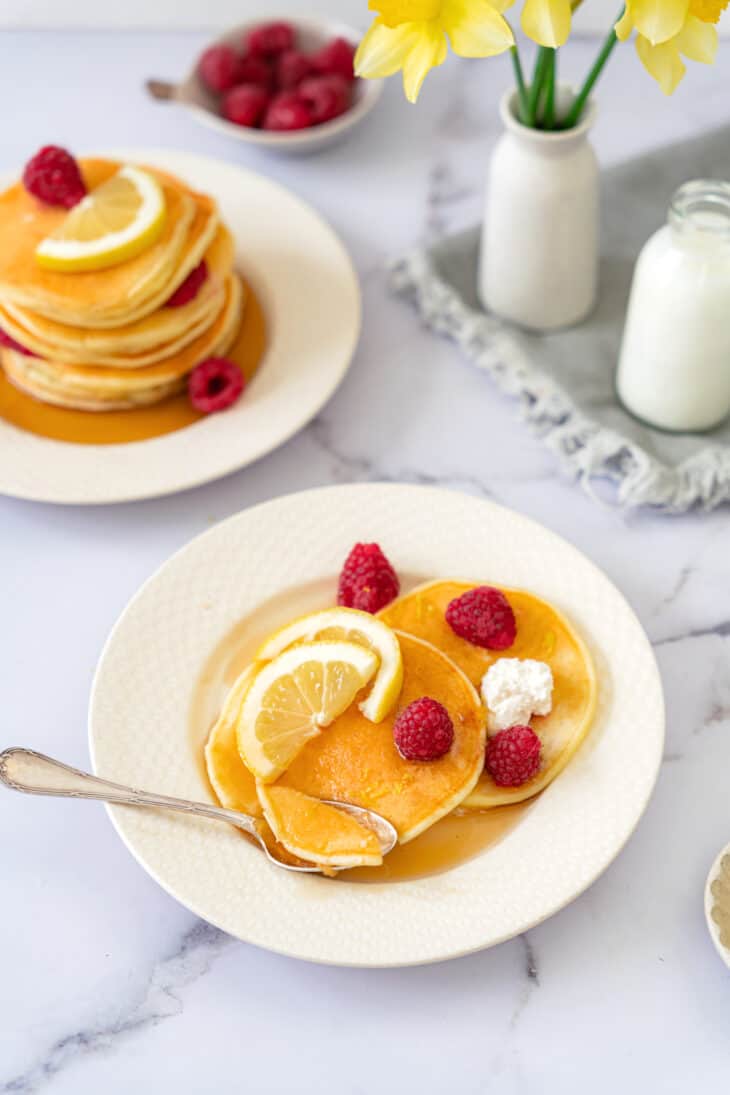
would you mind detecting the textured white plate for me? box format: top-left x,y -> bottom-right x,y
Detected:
0,149 -> 360,504
89,484 -> 665,967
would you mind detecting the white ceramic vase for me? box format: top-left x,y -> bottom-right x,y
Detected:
478,87 -> 599,331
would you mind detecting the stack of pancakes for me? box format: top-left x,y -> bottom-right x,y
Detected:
0,159 -> 244,411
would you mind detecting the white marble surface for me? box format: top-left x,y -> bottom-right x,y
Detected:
1,29 -> 730,1094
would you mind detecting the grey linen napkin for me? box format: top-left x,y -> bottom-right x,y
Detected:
390,124 -> 730,512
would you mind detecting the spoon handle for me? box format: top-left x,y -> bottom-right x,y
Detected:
0,747 -> 260,838
145,79 -> 179,102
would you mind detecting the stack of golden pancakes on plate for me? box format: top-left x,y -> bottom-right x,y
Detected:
0,159 -> 244,411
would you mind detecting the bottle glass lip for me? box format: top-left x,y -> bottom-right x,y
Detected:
669,179 -> 730,240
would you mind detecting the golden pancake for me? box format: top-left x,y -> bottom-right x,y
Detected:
0,283 -> 226,370
205,665 -> 261,818
1,275 -> 244,410
267,631 -> 486,844
0,160 -> 204,326
0,226 -> 235,365
205,669 -> 321,871
378,581 -> 597,808
257,785 -> 383,869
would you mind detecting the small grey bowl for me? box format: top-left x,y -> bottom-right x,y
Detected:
146,15 -> 383,155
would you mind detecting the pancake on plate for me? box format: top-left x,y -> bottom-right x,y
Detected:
0,226 -> 235,365
0,152 -> 256,417
378,580 -> 597,808
0,160 -> 210,327
2,275 -> 244,410
261,631 -> 486,847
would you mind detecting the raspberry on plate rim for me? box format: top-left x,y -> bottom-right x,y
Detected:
188,357 -> 245,414
337,542 -> 400,614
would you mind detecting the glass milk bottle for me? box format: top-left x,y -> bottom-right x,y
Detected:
617,180 -> 730,432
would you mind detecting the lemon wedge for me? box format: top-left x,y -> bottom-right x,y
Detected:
257,785 -> 383,869
35,166 -> 166,272
256,607 -> 403,723
237,641 -> 378,783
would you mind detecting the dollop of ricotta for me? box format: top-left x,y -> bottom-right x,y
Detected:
481,658 -> 554,733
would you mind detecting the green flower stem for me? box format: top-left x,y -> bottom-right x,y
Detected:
510,44 -> 530,124
525,46 -> 552,128
562,7 -> 624,129
545,50 -> 555,130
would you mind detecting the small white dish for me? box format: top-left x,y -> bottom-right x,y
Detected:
89,483 -> 665,967
147,16 -> 383,156
705,842 -> 730,970
0,148 -> 360,505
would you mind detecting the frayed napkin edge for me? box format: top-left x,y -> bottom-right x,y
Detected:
389,247 -> 730,514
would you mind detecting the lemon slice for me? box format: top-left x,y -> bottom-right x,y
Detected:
237,641 -> 378,783
35,166 -> 166,272
257,785 -> 383,869
256,607 -> 403,723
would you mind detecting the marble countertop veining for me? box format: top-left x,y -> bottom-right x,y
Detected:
1,29 -> 730,1095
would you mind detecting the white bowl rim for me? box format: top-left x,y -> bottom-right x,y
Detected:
182,14 -> 384,148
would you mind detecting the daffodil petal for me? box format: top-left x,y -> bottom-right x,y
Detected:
370,0 -> 442,25
355,20 -> 417,78
401,22 -> 448,101
636,34 -> 686,92
629,0 -> 689,44
441,0 -> 514,55
615,8 -> 634,39
492,0 -> 516,12
521,0 -> 572,47
676,13 -> 717,61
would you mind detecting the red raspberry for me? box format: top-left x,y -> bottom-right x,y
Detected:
0,329 -> 33,356
486,726 -> 541,787
246,22 -> 295,58
188,358 -> 244,413
337,543 -> 399,614
263,92 -> 312,132
22,146 -> 86,209
223,84 -> 270,127
276,49 -> 315,90
445,586 -> 517,650
166,261 -> 208,308
313,37 -> 356,81
394,698 -> 454,762
298,75 -> 351,125
199,45 -> 241,93
236,54 -> 275,90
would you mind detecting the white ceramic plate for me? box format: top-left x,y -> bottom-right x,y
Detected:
0,149 -> 360,505
89,484 -> 665,967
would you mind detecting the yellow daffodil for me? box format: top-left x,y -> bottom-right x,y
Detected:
354,0 -> 515,102
616,0 -> 727,93
521,0 -> 573,48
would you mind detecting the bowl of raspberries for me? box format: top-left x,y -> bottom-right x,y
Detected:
150,17 -> 383,153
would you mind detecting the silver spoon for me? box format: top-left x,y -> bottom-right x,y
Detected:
0,747 -> 397,875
